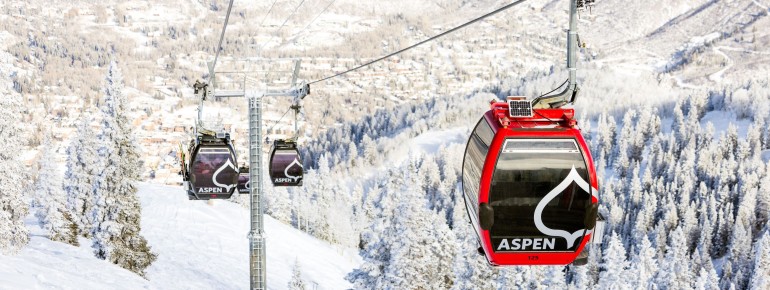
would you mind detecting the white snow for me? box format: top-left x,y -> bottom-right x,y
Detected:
0,235 -> 151,289
688,33 -> 721,47
410,127 -> 468,154
700,110 -> 752,139
708,47 -> 733,82
0,184 -> 360,290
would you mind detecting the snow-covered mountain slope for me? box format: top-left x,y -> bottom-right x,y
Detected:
0,184 -> 360,290
3,0 -> 770,289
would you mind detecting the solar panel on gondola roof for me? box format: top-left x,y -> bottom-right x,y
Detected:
508,99 -> 533,118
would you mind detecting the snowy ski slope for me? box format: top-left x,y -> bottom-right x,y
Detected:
0,184 -> 360,290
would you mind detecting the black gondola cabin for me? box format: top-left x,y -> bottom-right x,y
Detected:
238,166 -> 250,194
269,139 -> 303,186
462,99 -> 601,266
182,133 -> 239,200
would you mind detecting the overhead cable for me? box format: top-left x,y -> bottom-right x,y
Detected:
259,0 -> 308,52
259,0 -> 280,27
308,0 -> 529,85
210,0 -> 236,76
289,0 -> 337,43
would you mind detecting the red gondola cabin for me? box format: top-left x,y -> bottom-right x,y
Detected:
462,99 -> 601,266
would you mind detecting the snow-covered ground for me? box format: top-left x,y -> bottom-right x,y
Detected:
700,110 -> 753,138
0,235 -> 150,289
0,184 -> 360,290
410,127 -> 469,154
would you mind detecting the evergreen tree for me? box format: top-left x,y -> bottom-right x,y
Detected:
692,252 -> 720,290
361,135 -> 377,165
34,134 -> 78,245
568,260 -> 597,290
757,171 -> 770,237
541,266 -> 567,289
598,232 -> 629,290
381,167 -> 455,289
349,164 -> 454,289
288,258 -> 307,290
0,84 -> 30,253
451,195 -> 498,290
497,267 -> 532,289
90,60 -> 157,276
656,227 -> 694,289
347,142 -> 358,167
64,114 -> 100,238
720,260 -> 735,290
729,208 -> 753,289
265,186 -> 292,224
628,237 -> 657,289
749,229 -> 770,289
347,205 -> 393,288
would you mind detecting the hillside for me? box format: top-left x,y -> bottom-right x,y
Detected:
0,184 -> 359,290
1,0 -> 769,289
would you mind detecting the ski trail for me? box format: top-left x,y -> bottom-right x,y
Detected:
672,76 -> 702,90
709,46 -> 733,82
718,46 -> 770,55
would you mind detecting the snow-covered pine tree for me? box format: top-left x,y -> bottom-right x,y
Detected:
759,166 -> 770,228
692,248 -> 720,290
265,186 -> 292,224
541,266 -> 568,289
361,135 -> 377,165
349,160 -> 455,289
628,237 -> 657,289
347,202 -> 393,288
380,161 -> 455,289
64,114 -> 100,238
729,201 -> 753,289
496,267 -> 533,289
0,82 -> 30,253
749,229 -> 770,289
568,262 -> 596,290
33,133 -> 78,245
90,60 -> 156,276
598,232 -> 629,290
450,193 -> 498,290
288,258 -> 307,290
656,226 -> 694,289
347,141 -> 358,167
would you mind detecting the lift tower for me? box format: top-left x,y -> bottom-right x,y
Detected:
202,58 -> 308,290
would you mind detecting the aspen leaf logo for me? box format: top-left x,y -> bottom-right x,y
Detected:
284,158 -> 303,182
212,158 -> 237,192
534,165 -> 591,248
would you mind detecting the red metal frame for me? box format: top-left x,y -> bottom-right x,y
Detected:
475,100 -> 598,266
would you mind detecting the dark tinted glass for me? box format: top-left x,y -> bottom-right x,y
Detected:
191,147 -> 238,194
489,139 -> 590,253
270,150 -> 303,186
463,119 -> 493,215
238,173 -> 250,193
504,140 -> 577,151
